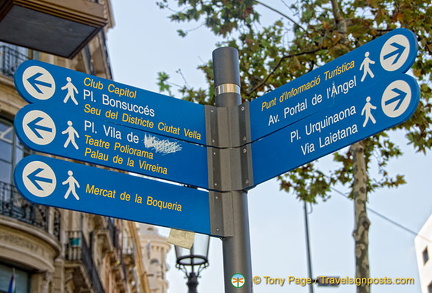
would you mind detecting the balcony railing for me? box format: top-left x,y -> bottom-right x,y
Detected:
0,45 -> 29,77
66,230 -> 106,293
0,181 -> 61,241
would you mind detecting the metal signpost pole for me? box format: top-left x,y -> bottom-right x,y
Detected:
212,47 -> 253,292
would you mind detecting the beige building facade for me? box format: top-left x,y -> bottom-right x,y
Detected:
0,1 -> 170,292
138,225 -> 170,293
415,215 -> 432,293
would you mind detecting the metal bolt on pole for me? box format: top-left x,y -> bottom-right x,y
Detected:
212,47 -> 253,292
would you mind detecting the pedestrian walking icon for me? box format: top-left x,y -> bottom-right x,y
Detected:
63,170 -> 80,200
62,121 -> 79,149
361,96 -> 377,127
360,52 -> 375,82
61,77 -> 79,105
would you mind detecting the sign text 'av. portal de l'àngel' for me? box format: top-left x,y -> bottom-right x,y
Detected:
14,60 -> 206,145
14,104 -> 209,189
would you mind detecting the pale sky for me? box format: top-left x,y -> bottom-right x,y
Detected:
106,1 -> 432,292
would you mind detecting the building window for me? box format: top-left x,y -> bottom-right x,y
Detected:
0,118 -> 30,185
423,247 -> 429,265
0,42 -> 34,78
0,264 -> 30,293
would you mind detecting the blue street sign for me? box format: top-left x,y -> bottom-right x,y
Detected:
14,104 -> 209,189
14,155 -> 211,235
14,60 -> 206,145
249,28 -> 418,141
251,73 -> 420,185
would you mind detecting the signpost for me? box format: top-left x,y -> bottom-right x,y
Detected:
12,28 -> 421,293
249,28 -> 418,141
14,60 -> 207,145
252,73 -> 420,185
14,104 -> 209,189
14,155 -> 212,235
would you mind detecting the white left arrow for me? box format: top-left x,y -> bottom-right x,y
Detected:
22,110 -> 56,145
22,161 -> 57,198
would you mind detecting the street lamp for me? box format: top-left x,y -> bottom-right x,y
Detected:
175,233 -> 210,293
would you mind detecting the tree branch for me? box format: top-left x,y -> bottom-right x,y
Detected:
246,47 -> 323,96
255,0 -> 306,32
330,0 -> 347,34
